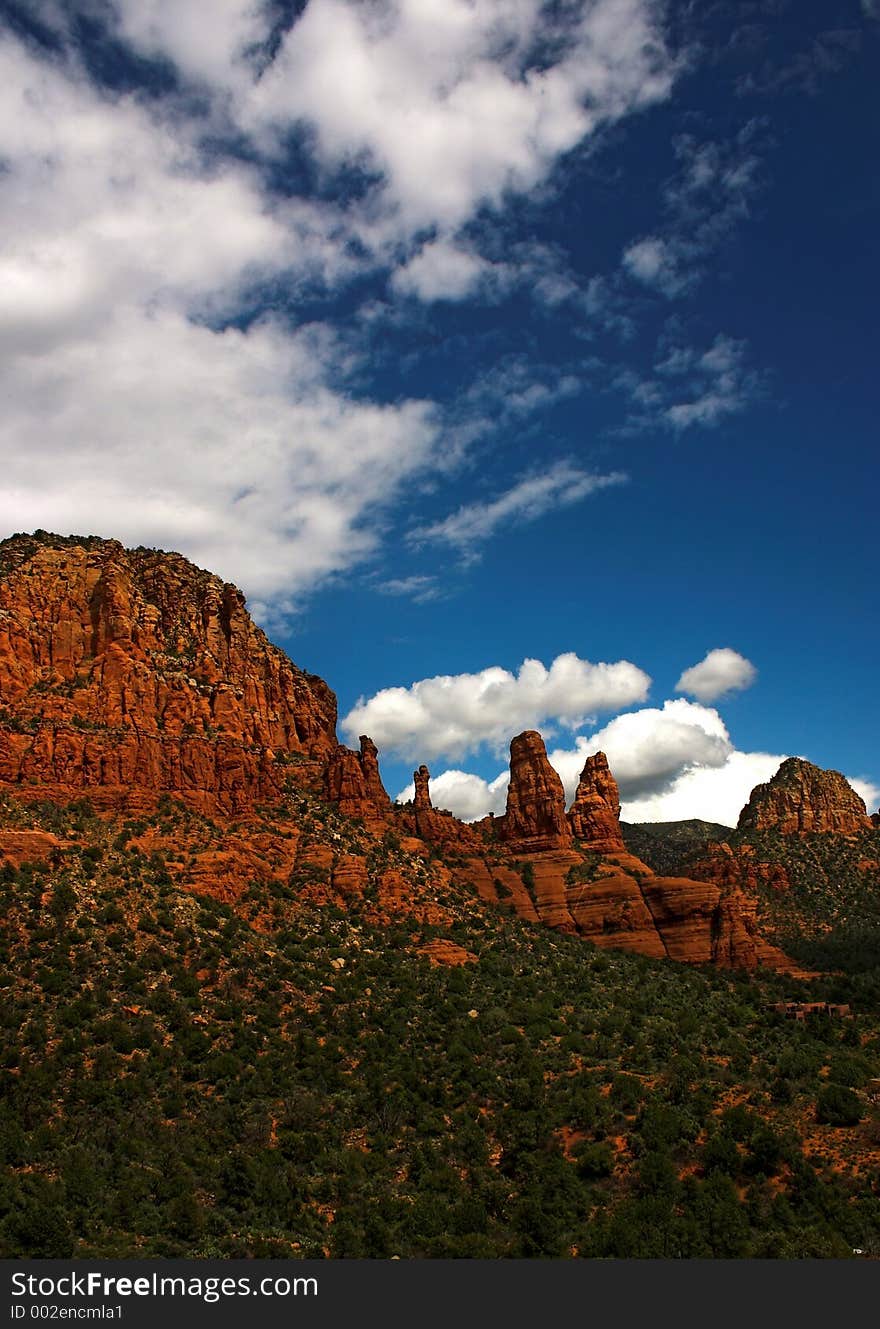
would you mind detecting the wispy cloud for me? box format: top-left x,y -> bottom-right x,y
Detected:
614,333 -> 762,434
737,28 -> 862,97
622,124 -> 767,298
662,335 -> 761,430
409,462 -> 628,552
375,575 -> 444,605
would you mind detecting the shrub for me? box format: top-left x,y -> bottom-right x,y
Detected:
816,1084 -> 862,1127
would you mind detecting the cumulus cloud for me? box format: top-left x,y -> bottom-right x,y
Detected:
676,648 -> 757,703
399,696 -> 767,825
387,688 -> 879,827
114,0 -> 266,90
544,699 -> 732,801
341,652 -> 651,762
618,749 -> 785,826
0,29 -> 443,611
410,463 -> 627,551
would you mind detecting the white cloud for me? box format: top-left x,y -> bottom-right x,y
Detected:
114,0 -> 265,90
615,333 -> 761,435
342,651 -> 651,762
0,31 -> 452,611
0,8 -> 681,612
1,305 -> 440,611
244,0 -> 676,239
619,749 -> 785,826
663,335 -> 758,430
396,768 -> 509,820
410,462 -> 627,551
390,689 -> 880,827
676,648 -> 757,703
391,239 -> 503,302
546,699 -> 734,802
851,778 -> 880,813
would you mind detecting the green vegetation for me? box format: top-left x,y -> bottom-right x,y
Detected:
621,820 -> 733,875
1,796 -> 879,1258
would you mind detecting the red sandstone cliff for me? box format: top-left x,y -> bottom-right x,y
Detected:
0,533 -> 336,813
568,750 -> 625,852
449,730 -> 797,972
325,736 -> 391,829
738,757 -> 872,835
498,730 -> 572,853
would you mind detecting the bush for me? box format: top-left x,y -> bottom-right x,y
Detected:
816,1084 -> 863,1127
573,1140 -> 615,1179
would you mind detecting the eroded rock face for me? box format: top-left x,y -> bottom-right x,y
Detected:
324,736 -> 391,827
0,533 -> 337,812
452,843 -> 797,970
738,757 -> 872,835
439,732 -> 796,970
498,731 -> 572,853
568,751 -> 625,852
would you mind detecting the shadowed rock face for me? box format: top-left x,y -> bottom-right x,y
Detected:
498,730 -> 572,853
738,757 -> 872,835
0,533 -> 337,812
568,751 -> 625,852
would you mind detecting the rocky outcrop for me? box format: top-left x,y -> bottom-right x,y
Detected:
738,757 -> 872,835
452,842 -> 796,971
440,733 -> 797,971
498,731 -> 572,853
568,751 -> 625,852
324,736 -> 391,828
0,533 -> 337,812
0,533 -> 799,975
417,939 -> 477,967
413,764 -> 431,814
410,764 -> 484,850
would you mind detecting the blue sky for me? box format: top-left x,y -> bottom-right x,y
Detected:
1,1 -> 877,823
